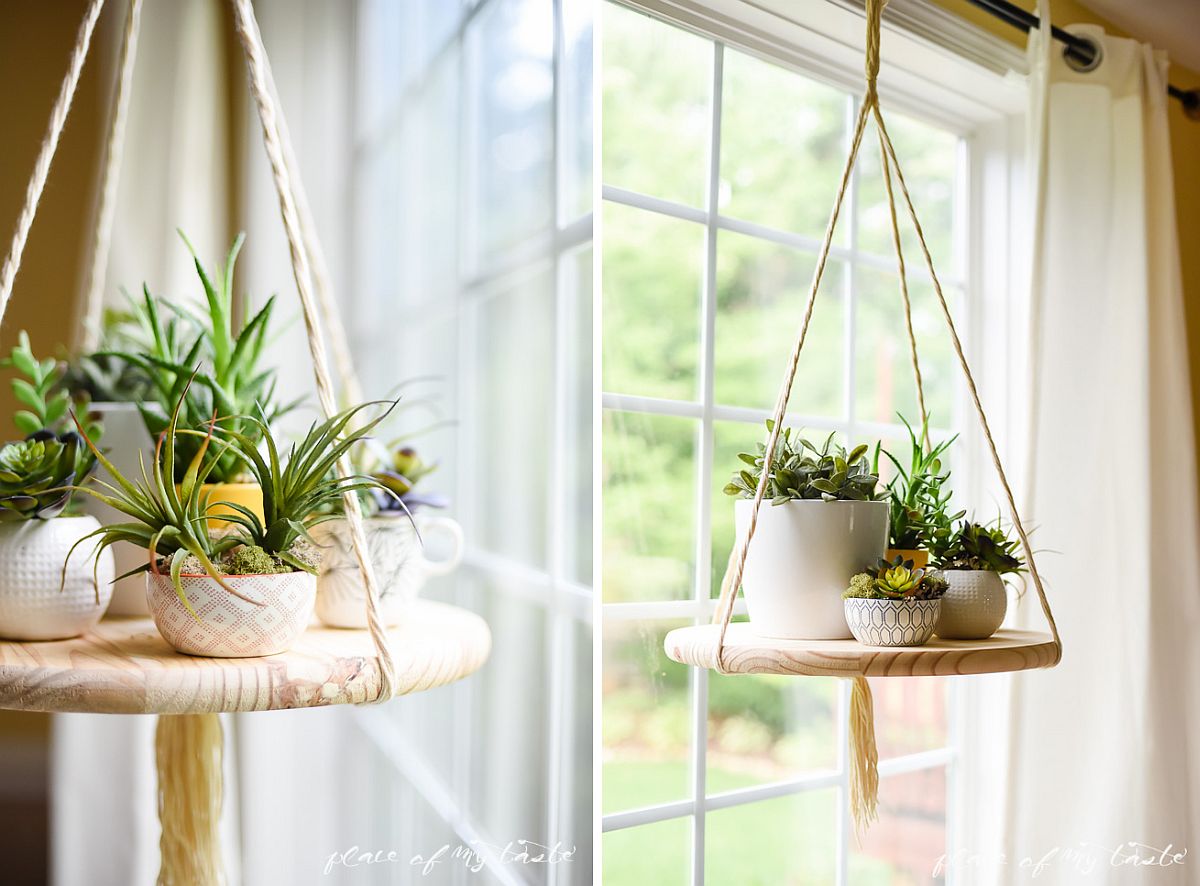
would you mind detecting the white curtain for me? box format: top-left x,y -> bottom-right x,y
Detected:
965,9 -> 1200,884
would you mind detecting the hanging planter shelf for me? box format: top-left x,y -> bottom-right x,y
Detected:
0,603 -> 490,715
664,625 -> 1058,679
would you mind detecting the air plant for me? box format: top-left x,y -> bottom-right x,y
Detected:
62,307 -> 153,403
844,556 -> 949,601
0,332 -> 99,521
108,233 -> 299,483
724,420 -> 881,504
876,414 -> 964,551
65,374 -> 391,618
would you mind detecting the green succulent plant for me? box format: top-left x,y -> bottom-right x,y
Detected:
843,556 -> 949,601
109,233 -> 299,483
67,376 -> 391,617
877,414 -> 964,551
0,332 -> 100,521
724,421 -> 881,505
931,519 -> 1025,575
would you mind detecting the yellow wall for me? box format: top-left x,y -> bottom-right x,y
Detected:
0,0 -> 112,745
939,0 -> 1200,459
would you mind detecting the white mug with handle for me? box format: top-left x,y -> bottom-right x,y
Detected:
312,514 -> 464,629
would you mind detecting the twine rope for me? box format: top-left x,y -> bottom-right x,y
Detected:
0,0 -> 107,322
79,0 -> 142,354
155,714 -> 224,886
711,0 -> 1061,666
230,0 -> 397,699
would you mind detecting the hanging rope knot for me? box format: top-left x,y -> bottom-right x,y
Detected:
863,0 -> 887,107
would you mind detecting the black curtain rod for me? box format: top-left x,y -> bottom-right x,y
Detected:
962,0 -> 1200,119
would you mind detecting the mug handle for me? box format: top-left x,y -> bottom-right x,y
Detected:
415,515 -> 464,577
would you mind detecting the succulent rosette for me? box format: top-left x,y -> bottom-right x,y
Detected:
0,431 -> 96,521
370,445 -> 447,513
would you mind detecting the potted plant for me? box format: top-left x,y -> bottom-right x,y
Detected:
68,379 -> 389,658
109,233 -> 297,531
312,440 -> 462,629
64,307 -> 157,614
723,422 -> 887,639
877,415 -> 962,569
0,333 -> 113,641
843,556 -> 948,647
929,519 -> 1025,640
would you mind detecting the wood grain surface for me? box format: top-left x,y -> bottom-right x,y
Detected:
0,601 -> 490,714
665,625 -> 1060,677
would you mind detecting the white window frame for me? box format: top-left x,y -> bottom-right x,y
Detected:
600,1 -> 1028,884
338,2 -> 594,885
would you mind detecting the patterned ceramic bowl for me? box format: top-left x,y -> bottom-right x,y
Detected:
844,598 -> 941,647
146,571 -> 316,657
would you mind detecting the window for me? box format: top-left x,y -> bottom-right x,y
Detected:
600,1 -> 1019,882
338,1 -> 593,882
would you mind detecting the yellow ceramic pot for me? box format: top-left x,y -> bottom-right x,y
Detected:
197,482 -> 264,531
886,548 -> 929,570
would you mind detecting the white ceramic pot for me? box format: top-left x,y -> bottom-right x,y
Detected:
935,570 -> 1007,640
145,571 -> 316,657
845,597 -> 941,647
81,402 -> 155,616
0,515 -> 114,640
736,499 -> 888,640
311,515 -> 464,628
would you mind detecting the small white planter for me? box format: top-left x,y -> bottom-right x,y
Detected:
146,571 -> 316,657
736,499 -> 888,640
80,402 -> 155,616
0,515 -> 114,641
311,515 -> 464,628
935,570 -> 1007,640
845,597 -> 941,647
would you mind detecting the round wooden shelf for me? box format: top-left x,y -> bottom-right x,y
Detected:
665,624 -> 1059,677
0,600 -> 490,714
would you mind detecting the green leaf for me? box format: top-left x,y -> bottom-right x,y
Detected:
14,411 -> 41,435
11,379 -> 41,412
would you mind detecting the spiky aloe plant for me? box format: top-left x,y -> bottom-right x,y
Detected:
877,414 -> 964,551
109,233 -> 299,482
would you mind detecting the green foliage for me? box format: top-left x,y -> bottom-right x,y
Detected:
877,413 -> 963,550
110,233 -> 297,483
843,556 -> 949,601
723,421 -> 880,504
3,331 -> 74,437
0,436 -> 92,521
204,401 -> 396,573
63,308 -> 152,403
932,519 -> 1025,575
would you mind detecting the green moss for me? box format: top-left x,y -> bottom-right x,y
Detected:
842,572 -> 878,599
224,545 -> 283,576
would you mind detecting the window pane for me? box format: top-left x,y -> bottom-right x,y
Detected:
602,618 -> 692,812
603,410 -> 696,602
714,230 -> 845,416
561,0 -> 594,220
604,817 -> 692,886
705,789 -> 838,885
467,0 -> 555,269
720,49 -> 848,240
566,246 -> 594,585
707,674 -> 838,789
854,267 -> 958,428
849,769 -> 947,884
473,271 -> 554,567
870,677 -> 948,759
856,111 -> 959,276
602,2 -> 711,208
602,202 -> 704,400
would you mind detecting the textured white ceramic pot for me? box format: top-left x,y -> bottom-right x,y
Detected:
311,515 -> 464,628
80,402 -> 155,616
145,571 -> 316,657
0,515 -> 114,641
934,570 -> 1007,640
736,499 -> 888,640
845,598 -> 941,647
